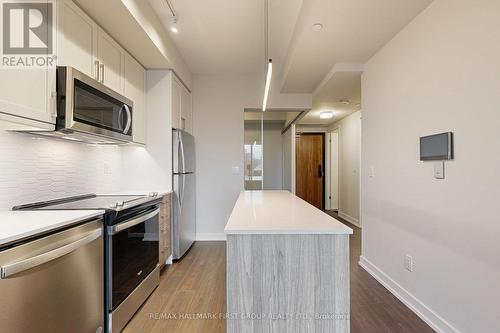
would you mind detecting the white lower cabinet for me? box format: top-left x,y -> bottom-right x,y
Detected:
124,54 -> 147,144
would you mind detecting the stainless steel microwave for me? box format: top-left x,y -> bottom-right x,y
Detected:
54,66 -> 133,143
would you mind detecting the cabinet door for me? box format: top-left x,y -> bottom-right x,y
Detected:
124,53 -> 146,144
0,0 -> 57,127
57,0 -> 97,79
171,76 -> 182,130
0,68 -> 55,127
180,87 -> 192,134
159,194 -> 172,269
97,29 -> 124,93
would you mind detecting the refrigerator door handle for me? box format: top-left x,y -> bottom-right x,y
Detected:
179,132 -> 186,173
178,174 -> 184,210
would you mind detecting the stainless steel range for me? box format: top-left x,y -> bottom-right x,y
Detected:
14,193 -> 163,333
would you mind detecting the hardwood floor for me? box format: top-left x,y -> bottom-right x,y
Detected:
125,218 -> 434,333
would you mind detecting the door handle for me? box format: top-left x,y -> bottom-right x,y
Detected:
1,228 -> 102,279
123,104 -> 132,134
318,165 -> 324,178
99,63 -> 105,83
94,60 -> 100,81
110,208 -> 160,235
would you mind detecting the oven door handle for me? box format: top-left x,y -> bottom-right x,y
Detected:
109,208 -> 160,235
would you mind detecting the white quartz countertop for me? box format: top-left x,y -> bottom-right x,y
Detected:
225,191 -> 353,235
0,210 -> 104,247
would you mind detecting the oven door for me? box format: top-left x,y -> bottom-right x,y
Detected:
108,206 -> 159,310
57,66 -> 133,142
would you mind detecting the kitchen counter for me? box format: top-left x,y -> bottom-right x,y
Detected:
225,190 -> 353,235
0,210 -> 104,247
225,191 -> 351,333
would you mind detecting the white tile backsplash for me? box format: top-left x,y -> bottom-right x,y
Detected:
0,131 -> 121,210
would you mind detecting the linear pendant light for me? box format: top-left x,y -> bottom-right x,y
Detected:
262,0 -> 271,111
262,59 -> 272,111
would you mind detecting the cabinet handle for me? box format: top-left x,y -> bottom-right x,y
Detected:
94,61 -> 100,81
99,64 -> 105,83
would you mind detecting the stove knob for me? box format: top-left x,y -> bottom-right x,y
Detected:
149,192 -> 158,197
110,202 -> 118,208
116,201 -> 125,207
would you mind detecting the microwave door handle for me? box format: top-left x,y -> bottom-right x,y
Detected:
123,105 -> 131,134
0,228 -> 102,279
110,208 -> 160,235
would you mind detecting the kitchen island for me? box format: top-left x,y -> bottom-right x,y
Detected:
225,191 -> 353,333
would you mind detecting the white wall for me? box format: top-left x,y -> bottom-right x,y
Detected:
282,125 -> 295,192
360,1 -> 500,332
0,129 -> 120,210
193,75 -> 310,240
263,122 -> 283,190
328,111 -> 361,225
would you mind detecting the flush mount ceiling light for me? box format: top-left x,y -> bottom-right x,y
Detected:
320,111 -> 334,119
262,0 -> 272,112
165,0 -> 178,33
339,99 -> 351,105
312,23 -> 323,31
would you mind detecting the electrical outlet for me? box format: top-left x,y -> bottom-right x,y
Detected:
405,254 -> 414,272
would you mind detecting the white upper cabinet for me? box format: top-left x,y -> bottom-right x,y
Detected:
97,30 -> 124,93
57,0 -> 97,79
171,73 -> 193,135
124,53 -> 146,144
181,86 -> 192,134
171,76 -> 182,130
0,66 -> 55,128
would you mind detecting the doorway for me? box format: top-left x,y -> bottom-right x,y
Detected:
295,133 -> 325,209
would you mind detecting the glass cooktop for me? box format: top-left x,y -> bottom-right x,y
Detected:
13,194 -> 159,211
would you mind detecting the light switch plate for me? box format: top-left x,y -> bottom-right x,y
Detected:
434,161 -> 445,179
369,166 -> 375,178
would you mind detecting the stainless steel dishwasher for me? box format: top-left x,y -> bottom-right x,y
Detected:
0,219 -> 104,333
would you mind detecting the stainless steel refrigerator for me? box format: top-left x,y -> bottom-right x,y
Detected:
172,129 -> 196,259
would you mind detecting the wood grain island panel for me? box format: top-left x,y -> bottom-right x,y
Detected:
225,191 -> 352,333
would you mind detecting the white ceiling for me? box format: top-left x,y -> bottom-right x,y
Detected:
299,70 -> 361,125
281,0 -> 433,93
148,0 -> 303,76
148,0 -> 433,121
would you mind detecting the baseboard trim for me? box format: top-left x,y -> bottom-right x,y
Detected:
338,211 -> 361,228
195,233 -> 227,241
358,256 -> 459,333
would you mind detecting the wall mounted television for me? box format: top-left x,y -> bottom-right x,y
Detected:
420,132 -> 454,161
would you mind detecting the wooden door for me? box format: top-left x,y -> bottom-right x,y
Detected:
296,133 -> 325,209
